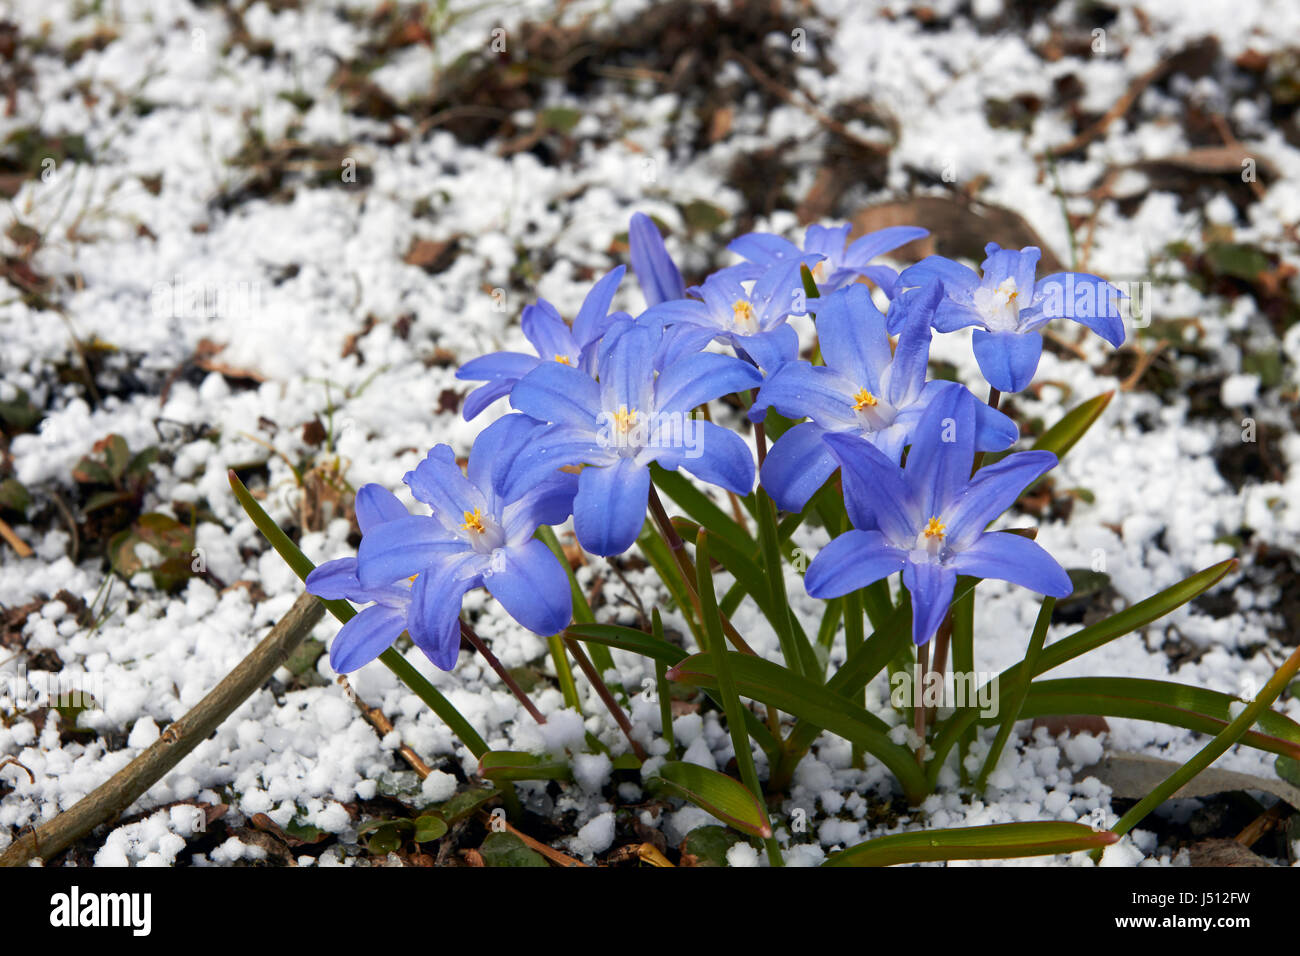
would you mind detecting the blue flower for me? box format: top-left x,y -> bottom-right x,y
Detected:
308,415 -> 578,672
639,255 -> 812,375
629,212 -> 686,306
897,243 -> 1125,393
725,223 -> 928,296
509,322 -> 762,556
752,284 -> 1018,513
304,484 -> 420,673
804,386 -> 1072,646
455,266 -> 628,419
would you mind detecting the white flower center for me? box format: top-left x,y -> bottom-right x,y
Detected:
974,277 -> 1021,332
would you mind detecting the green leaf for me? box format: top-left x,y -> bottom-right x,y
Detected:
680,825 -> 744,866
566,622 -> 685,667
479,831 -> 548,867
1019,678 -> 1300,760
478,750 -> 573,783
83,489 -> 132,514
823,822 -> 1117,867
0,478 -> 30,515
668,649 -> 928,803
1036,559 -> 1238,675
1276,755 -> 1300,788
427,786 -> 497,824
652,761 -> 772,839
413,814 -> 448,843
928,559 -> 1240,784
108,513 -> 195,592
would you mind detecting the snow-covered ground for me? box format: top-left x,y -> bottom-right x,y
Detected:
1,0 -> 1297,866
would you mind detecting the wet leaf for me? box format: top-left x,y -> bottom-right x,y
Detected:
479,831 -> 547,867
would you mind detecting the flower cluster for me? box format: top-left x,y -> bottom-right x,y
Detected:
309,213 -> 1126,670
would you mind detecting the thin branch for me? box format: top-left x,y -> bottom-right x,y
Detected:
0,591 -> 325,867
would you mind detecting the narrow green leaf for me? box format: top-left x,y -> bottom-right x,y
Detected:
927,559 -> 1241,784
478,750 -> 573,783
823,821 -> 1117,867
653,761 -> 772,839
1018,677 -> 1300,760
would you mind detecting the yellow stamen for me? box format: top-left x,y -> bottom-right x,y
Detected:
732,299 -> 755,328
554,354 -> 572,365
613,405 -> 637,434
461,508 -> 486,534
852,388 -> 878,410
923,516 -> 946,539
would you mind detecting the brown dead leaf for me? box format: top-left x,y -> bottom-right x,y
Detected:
404,236 -> 462,274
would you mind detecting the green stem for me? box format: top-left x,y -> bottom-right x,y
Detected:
652,610 -> 676,756
950,583 -> 976,787
843,588 -> 865,769
975,597 -> 1054,791
535,523 -> 610,701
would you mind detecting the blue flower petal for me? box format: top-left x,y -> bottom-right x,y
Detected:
759,422 -> 839,514
355,484 -> 409,535
329,604 -> 407,673
356,515 -> 465,589
902,560 -> 957,645
408,557 -> 482,671
815,285 -> 891,389
897,256 -> 980,295
902,384 -> 978,519
950,531 -> 1073,598
943,449 -> 1058,550
843,225 -> 928,266
1033,272 -> 1126,347
735,323 -> 799,376
727,231 -> 801,266
654,352 -> 763,416
510,360 -> 602,429
484,537 -> 573,635
573,457 -> 651,556
804,529 -> 906,599
660,419 -> 755,496
502,472 -> 579,539
404,446 -> 489,521
629,214 -> 685,307
750,362 -> 857,429
306,556 -> 362,601
971,329 -> 1043,393
521,300 -> 577,362
823,432 -> 916,538
572,265 -> 626,345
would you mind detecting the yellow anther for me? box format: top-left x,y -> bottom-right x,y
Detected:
923,516 -> 946,539
612,405 -> 638,434
461,508 -> 486,534
554,354 -> 572,365
732,299 -> 756,328
852,388 -> 878,410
